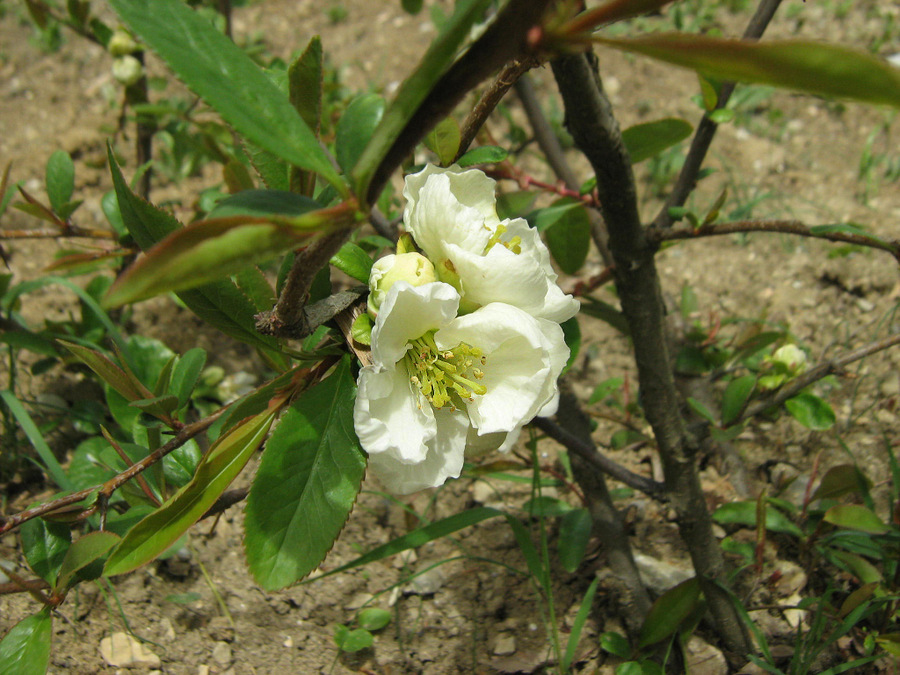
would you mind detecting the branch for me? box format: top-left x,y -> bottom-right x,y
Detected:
741,332 -> 900,423
652,0 -> 785,229
366,0 -> 556,204
651,219 -> 900,262
0,407 -> 227,537
0,227 -> 117,240
456,57 -> 541,162
532,416 -> 664,497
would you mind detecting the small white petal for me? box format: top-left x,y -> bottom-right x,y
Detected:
370,281 -> 459,366
354,365 -> 435,464
367,408 -> 468,494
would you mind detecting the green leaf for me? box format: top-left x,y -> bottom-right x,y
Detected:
330,242 -> 373,283
55,532 -> 120,590
600,630 -> 632,659
596,34 -> 900,109
357,607 -> 392,631
288,36 -> 324,196
687,396 -> 716,424
59,341 -> 149,404
351,0 -> 493,201
308,506 -> 504,583
336,94 -> 385,175
537,198 -> 592,275
104,215 -> 326,306
109,0 -> 345,191
830,551 -> 882,585
811,464 -> 870,502
425,116 -> 461,166
562,576 -> 601,672
523,496 -> 573,517
401,0 -> 424,14
104,408 -> 276,576
456,145 -> 508,168
0,608 -> 52,675
207,190 -> 321,219
712,500 -> 803,537
20,517 -> 72,585
721,374 -> 755,426
334,625 -> 373,652
638,577 -> 702,648
785,392 -> 835,430
46,150 -> 75,214
170,348 -> 207,409
622,118 -> 692,164
558,507 -> 592,573
0,391 -> 73,491
588,377 -> 624,405
244,357 -> 366,590
107,149 -> 282,351
561,316 -> 581,376
823,504 -> 889,535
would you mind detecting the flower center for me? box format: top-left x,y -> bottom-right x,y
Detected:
484,223 -> 522,255
404,331 -> 487,409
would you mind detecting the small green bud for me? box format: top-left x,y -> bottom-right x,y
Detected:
771,344 -> 807,373
108,29 -> 139,56
112,55 -> 144,86
368,252 -> 437,317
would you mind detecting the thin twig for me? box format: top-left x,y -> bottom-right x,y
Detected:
532,416 -> 664,497
0,228 -> 116,240
456,57 -> 541,162
652,0 -> 785,230
740,332 -> 900,423
651,219 -> 900,262
0,408 -> 227,536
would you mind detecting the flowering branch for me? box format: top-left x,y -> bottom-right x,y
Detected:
652,0 -> 784,230
651,219 -> 900,262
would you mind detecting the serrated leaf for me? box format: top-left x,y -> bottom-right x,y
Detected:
104,408 -> 277,576
0,608 -> 52,675
330,242 -> 373,283
558,507 -> 592,573
596,34 -> 900,109
289,36 -> 324,196
244,357 -> 366,590
46,150 -> 75,214
59,341 -> 150,404
721,374 -> 755,426
538,198 -> 591,275
108,0 -> 345,191
456,145 -> 508,167
823,504 -> 889,535
337,94 -> 385,175
638,577 -> 702,648
622,117 -> 692,164
20,517 -> 71,585
785,392 -> 835,430
55,532 -> 120,591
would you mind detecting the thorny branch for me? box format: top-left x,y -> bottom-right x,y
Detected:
652,0 -> 784,229
651,219 -> 900,263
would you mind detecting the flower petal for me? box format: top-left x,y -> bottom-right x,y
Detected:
370,281 -> 460,366
354,364 -> 435,463
367,407 -> 468,494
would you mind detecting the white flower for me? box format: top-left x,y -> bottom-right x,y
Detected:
354,281 -> 568,494
403,165 -> 580,323
368,252 -> 437,317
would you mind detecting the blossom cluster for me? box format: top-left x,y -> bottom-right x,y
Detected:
353,165 -> 579,494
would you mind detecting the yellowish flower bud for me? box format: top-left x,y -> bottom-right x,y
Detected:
368,253 -> 437,317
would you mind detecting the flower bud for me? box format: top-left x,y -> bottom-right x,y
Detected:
112,55 -> 144,86
108,29 -> 139,57
368,252 -> 437,317
771,344 -> 807,373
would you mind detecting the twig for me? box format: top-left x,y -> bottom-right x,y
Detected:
532,416 -> 664,497
652,0 -> 785,230
0,578 -> 50,597
0,408 -> 227,537
456,57 -> 541,162
740,332 -> 900,423
0,227 -> 116,240
651,219 -> 900,262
